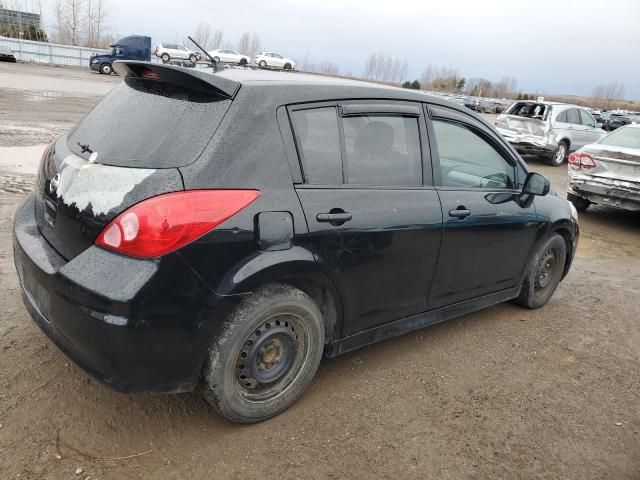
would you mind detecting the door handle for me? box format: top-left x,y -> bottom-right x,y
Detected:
316,211 -> 352,224
449,206 -> 470,219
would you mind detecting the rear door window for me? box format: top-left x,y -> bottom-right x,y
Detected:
342,115 -> 421,185
290,107 -> 342,185
68,77 -> 231,168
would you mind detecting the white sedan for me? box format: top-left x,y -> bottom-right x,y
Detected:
255,52 -> 296,70
207,49 -> 250,65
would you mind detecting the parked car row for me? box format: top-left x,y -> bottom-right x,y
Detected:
207,49 -> 297,70
496,100 -> 607,166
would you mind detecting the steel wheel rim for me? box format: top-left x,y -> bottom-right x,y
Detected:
234,313 -> 308,402
535,248 -> 558,291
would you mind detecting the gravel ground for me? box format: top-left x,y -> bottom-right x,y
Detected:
1,63 -> 639,480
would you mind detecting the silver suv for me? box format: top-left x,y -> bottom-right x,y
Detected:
496,101 -> 607,166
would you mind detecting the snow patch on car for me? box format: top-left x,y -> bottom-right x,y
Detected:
55,154 -> 154,216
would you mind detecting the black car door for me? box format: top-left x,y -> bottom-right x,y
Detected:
426,104 -> 538,308
289,101 -> 443,336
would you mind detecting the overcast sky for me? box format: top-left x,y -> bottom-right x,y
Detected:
53,0 -> 640,98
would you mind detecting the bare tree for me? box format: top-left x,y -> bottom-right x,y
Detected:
236,32 -> 250,54
363,53 -> 408,83
211,29 -> 224,49
247,33 -> 261,60
193,22 -> 213,50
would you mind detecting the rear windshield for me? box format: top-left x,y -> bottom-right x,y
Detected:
507,102 -> 548,120
68,77 -> 231,168
599,127 -> 640,149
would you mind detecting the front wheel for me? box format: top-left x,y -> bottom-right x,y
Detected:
283,63 -> 292,70
161,53 -> 170,63
189,54 -> 198,63
202,284 -> 325,423
258,60 -> 267,68
515,234 -> 567,309
99,63 -> 112,75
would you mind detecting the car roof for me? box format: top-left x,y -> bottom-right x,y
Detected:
113,61 -> 492,121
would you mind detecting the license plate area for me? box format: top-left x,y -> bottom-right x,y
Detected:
16,256 -> 51,321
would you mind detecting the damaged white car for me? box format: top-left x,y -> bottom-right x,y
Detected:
496,101 -> 607,166
567,124 -> 640,212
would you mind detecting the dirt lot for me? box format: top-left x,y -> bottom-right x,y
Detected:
1,63 -> 639,480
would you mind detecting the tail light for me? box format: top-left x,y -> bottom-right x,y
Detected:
96,190 -> 260,258
568,153 -> 596,169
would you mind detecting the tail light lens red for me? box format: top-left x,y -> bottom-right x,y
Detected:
96,190 -> 260,258
568,153 -> 596,169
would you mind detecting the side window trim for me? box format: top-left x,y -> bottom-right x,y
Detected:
276,106 -> 303,184
288,100 -> 433,188
426,105 -> 520,191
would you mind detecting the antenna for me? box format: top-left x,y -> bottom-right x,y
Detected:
187,35 -> 223,71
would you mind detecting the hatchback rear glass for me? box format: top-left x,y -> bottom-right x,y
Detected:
68,77 -> 231,168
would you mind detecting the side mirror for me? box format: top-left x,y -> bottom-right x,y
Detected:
523,172 -> 550,196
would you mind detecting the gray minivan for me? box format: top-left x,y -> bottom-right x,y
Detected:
496,101 -> 607,166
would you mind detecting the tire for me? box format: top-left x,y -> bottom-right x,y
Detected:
567,192 -> 590,212
549,141 -> 568,166
189,54 -> 197,63
239,58 -> 247,65
283,63 -> 292,70
258,60 -> 267,68
99,63 -> 112,75
161,53 -> 170,63
202,283 -> 325,423
213,56 -> 220,63
515,234 -> 567,309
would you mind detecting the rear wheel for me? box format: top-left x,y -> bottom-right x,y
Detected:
213,56 -> 220,63
99,63 -> 112,75
202,284 -> 325,423
284,62 -> 292,70
258,60 -> 267,68
239,58 -> 247,65
189,54 -> 198,63
161,53 -> 170,63
549,141 -> 568,166
516,234 -> 567,309
567,192 -> 591,212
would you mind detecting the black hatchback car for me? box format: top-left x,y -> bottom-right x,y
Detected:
13,61 -> 578,423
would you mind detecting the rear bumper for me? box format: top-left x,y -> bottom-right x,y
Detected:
13,194 -> 240,393
568,170 -> 640,211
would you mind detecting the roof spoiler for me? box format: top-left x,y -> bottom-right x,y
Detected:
113,61 -> 240,99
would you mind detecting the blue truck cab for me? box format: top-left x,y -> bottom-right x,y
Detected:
90,36 -> 151,74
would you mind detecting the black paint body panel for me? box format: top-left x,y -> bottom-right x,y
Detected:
13,66 -> 578,393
